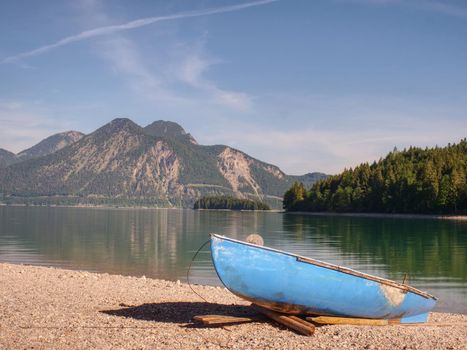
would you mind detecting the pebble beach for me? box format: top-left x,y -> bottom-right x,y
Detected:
1,263 -> 466,350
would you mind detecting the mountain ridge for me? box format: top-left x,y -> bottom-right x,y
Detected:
0,118 -> 326,208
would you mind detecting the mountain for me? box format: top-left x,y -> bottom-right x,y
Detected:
143,120 -> 197,144
16,131 -> 84,162
0,118 -> 326,208
0,149 -> 16,168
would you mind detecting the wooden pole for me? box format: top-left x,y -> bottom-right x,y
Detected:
193,315 -> 255,325
307,316 -> 393,326
308,316 -> 467,327
254,305 -> 315,336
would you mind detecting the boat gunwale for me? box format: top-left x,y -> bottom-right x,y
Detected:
211,233 -> 437,300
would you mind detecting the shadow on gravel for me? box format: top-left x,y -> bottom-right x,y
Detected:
101,302 -> 257,325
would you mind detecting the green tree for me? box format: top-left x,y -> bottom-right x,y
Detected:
283,182 -> 306,211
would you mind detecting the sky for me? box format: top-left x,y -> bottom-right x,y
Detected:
0,0 -> 466,175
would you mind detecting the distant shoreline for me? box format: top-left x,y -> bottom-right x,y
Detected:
0,203 -> 282,212
285,211 -> 467,221
1,203 -> 466,220
0,203 -> 180,210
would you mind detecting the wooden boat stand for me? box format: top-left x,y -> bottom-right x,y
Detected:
193,304 -> 316,336
193,304 -> 462,336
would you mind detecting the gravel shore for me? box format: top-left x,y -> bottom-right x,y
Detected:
1,263 -> 466,349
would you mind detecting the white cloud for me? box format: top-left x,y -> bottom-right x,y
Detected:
176,55 -> 212,86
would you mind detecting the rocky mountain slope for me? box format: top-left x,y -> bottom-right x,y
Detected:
0,119 -> 326,208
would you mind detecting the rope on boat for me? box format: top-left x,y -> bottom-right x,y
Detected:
187,239 -> 211,303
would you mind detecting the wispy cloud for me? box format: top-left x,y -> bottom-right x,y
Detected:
173,43 -> 252,111
201,121 -> 467,175
95,33 -> 252,112
195,93 -> 467,174
98,36 -> 165,99
0,0 -> 278,64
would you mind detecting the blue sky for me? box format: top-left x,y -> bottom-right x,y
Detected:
0,0 -> 466,174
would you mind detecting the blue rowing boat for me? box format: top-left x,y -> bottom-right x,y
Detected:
210,234 -> 437,323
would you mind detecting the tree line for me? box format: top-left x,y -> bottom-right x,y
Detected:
194,196 -> 271,210
283,139 -> 467,214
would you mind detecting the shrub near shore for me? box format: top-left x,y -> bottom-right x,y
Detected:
194,196 -> 270,210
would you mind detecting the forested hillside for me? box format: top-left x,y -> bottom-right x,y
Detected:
284,140 -> 467,214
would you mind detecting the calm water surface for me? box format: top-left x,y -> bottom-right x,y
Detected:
0,206 -> 466,313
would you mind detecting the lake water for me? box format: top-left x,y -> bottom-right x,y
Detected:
0,206 -> 466,313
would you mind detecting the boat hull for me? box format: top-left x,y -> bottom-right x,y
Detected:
211,234 -> 437,322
